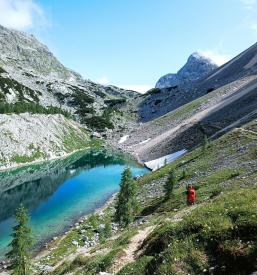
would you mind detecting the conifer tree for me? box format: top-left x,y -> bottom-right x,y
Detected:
115,168 -> 138,227
7,204 -> 33,275
182,169 -> 187,179
164,170 -> 176,200
202,134 -> 209,153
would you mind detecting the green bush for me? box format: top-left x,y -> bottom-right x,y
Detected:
84,116 -> 114,131
70,90 -> 94,105
0,102 -> 71,118
104,98 -> 126,107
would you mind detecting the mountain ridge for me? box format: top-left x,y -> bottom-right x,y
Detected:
0,24 -> 138,125
155,52 -> 218,89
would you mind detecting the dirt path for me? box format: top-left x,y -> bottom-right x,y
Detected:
110,225 -> 156,274
110,205 -> 200,274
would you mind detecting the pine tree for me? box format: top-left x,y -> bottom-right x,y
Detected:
115,168 -> 138,227
164,158 -> 167,166
202,134 -> 209,153
182,169 -> 187,179
164,170 -> 176,200
7,204 -> 33,275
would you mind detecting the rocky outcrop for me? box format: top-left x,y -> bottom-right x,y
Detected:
0,113 -> 90,170
155,52 -> 218,89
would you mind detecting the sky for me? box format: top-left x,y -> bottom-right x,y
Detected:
0,0 -> 257,92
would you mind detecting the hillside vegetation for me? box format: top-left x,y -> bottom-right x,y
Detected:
32,118 -> 257,274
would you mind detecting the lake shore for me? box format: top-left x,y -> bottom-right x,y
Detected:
0,147 -> 91,173
34,191 -> 117,261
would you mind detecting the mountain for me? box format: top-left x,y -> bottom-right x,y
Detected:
123,53 -> 219,122
34,43 -> 257,274
195,42 -> 257,92
112,42 -> 257,163
0,24 -> 138,122
1,23 -> 257,275
0,24 -> 140,169
155,52 -> 218,89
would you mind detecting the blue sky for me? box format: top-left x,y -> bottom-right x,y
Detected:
0,0 -> 257,92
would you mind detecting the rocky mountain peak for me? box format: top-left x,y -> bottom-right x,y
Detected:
155,52 -> 218,89
0,24 -> 77,81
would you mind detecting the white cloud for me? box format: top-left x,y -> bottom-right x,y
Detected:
97,75 -> 152,93
0,0 -> 47,30
240,0 -> 257,10
198,50 -> 230,66
117,84 -> 153,93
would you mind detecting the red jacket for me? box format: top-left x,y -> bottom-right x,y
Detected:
187,187 -> 196,203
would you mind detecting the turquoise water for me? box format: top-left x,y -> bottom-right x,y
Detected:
0,150 -> 148,258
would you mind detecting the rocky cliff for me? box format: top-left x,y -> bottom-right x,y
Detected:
155,52 -> 218,89
0,114 -> 90,170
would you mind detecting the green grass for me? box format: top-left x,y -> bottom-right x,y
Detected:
118,256 -> 154,275
115,121 -> 257,274
62,127 -> 90,153
11,149 -> 46,163
141,186 -> 257,274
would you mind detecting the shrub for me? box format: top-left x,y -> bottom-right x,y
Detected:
84,116 -> 114,131
104,99 -> 126,107
164,170 -> 176,200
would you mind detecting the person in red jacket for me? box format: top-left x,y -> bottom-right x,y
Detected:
186,184 -> 196,205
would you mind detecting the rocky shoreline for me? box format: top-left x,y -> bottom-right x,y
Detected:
39,192 -> 117,253
0,193 -> 118,274
32,193 -> 119,273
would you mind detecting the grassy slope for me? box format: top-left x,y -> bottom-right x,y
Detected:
40,119 -> 257,275
121,120 -> 257,274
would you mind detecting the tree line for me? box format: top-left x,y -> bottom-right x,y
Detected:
0,102 -> 71,118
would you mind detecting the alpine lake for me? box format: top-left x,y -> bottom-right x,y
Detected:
0,148 -> 149,259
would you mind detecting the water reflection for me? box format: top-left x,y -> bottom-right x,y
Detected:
0,149 -> 148,258
0,149 -> 132,222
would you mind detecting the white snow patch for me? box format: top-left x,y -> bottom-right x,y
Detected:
118,135 -> 129,144
145,149 -> 187,171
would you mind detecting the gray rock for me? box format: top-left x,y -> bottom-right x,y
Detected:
72,240 -> 79,247
156,52 -> 218,89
